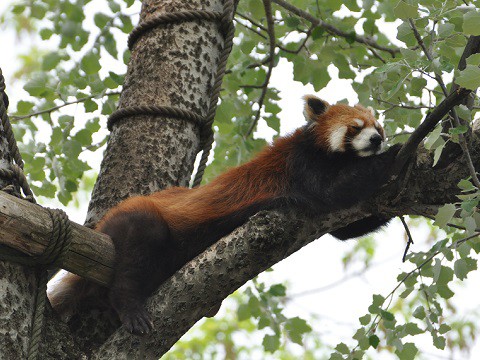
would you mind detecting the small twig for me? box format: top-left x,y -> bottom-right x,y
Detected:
368,47 -> 386,64
245,0 -> 276,138
271,0 -> 400,56
236,12 -> 268,32
357,231 -> 480,346
408,19 -> 448,96
400,216 -> 414,262
410,20 -> 480,188
451,113 -> 480,188
387,131 -> 414,140
374,97 -> 432,110
419,213 -> 480,233
390,87 -> 471,177
11,91 -> 121,120
235,20 -> 268,40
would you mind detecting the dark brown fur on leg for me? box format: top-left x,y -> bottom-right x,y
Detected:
100,211 -> 177,335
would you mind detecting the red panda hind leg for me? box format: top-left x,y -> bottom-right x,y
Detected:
99,209 -> 177,335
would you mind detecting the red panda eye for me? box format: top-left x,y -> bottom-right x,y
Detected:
352,125 -> 362,131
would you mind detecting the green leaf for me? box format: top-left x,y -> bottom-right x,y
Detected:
12,5 -> 25,14
424,124 -> 442,150
381,310 -> 395,321
466,53 -> 480,66
438,23 -> 455,38
311,27 -> 325,40
335,343 -> 350,354
285,317 -> 312,344
237,304 -> 251,321
396,342 -> 418,360
394,1 -> 418,19
81,52 -> 101,75
405,322 -> 423,335
369,335 -> 380,349
439,324 -> 451,335
434,204 -> 456,228
108,0 -> 121,12
454,259 -> 469,280
42,52 -> 63,70
433,261 -> 454,285
368,294 -> 385,313
463,11 -> 480,35
359,314 -> 371,325
399,287 -> 414,299
433,140 -> 446,167
84,99 -> 98,112
285,17 -> 300,28
262,334 -> 280,352
437,284 -> 454,299
433,334 -> 446,350
449,125 -> 469,135
94,13 -> 111,29
268,284 -> 286,297
413,306 -> 426,319
353,328 -> 370,350
456,65 -> 480,90
16,101 -> 34,115
24,73 -> 49,96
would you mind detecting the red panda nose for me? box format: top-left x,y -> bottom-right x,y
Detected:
370,134 -> 382,147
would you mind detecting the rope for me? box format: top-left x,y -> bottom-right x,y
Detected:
192,0 -> 236,187
107,0 -> 236,187
107,105 -> 205,131
128,10 -> 223,50
0,68 -> 36,203
0,208 -> 72,359
26,209 -> 71,360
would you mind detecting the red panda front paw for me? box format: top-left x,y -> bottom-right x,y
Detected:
119,307 -> 154,335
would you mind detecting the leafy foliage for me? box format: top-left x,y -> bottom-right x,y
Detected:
3,0 -> 133,204
2,0 -> 480,358
166,283 -> 324,359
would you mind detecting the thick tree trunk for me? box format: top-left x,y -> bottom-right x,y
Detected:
85,0 -> 226,227
60,0 -> 229,355
0,105 -> 36,358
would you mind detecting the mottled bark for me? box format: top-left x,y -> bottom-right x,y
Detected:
59,0 -> 229,356
85,0 -> 225,227
0,109 -> 37,358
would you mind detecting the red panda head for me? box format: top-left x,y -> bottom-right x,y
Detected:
303,95 -> 385,157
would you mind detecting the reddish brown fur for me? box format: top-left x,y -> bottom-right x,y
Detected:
96,132 -> 298,234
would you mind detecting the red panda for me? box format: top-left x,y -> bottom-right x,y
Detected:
48,95 -> 401,335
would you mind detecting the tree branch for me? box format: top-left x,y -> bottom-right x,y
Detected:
0,191 -> 114,286
245,0 -> 276,138
94,124 -> 480,358
271,0 -> 400,56
390,87 -> 471,178
407,21 -> 480,187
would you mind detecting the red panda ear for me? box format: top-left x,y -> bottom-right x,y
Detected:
303,95 -> 329,122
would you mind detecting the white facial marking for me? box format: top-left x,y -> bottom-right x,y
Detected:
351,127 -> 384,156
329,125 -> 348,152
354,118 -> 364,127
